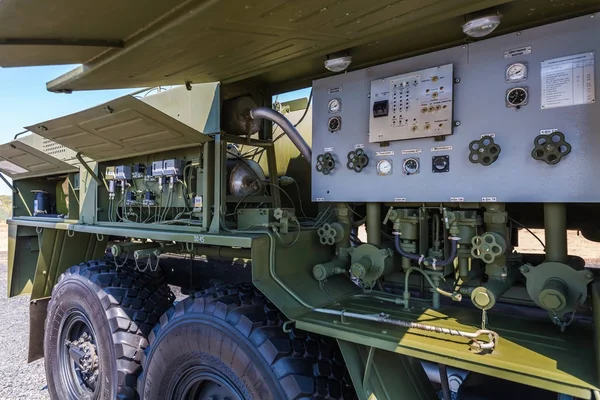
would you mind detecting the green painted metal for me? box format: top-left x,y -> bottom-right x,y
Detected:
30,230 -> 107,300
295,294 -> 598,399
251,230 -> 361,319
544,203 -> 568,263
7,224 -> 37,297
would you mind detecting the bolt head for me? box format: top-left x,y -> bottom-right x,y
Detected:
585,271 -> 594,280
540,292 -> 564,311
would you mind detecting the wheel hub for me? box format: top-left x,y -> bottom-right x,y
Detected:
65,332 -> 99,388
59,311 -> 101,397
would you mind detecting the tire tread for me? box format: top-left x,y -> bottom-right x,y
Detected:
48,257 -> 175,399
139,283 -> 356,399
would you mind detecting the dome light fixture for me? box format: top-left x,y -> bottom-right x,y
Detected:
462,14 -> 502,38
324,52 -> 352,73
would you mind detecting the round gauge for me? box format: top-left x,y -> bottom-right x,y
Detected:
506,87 -> 528,107
377,159 -> 393,175
432,156 -> 449,173
328,98 -> 341,113
506,62 -> 527,83
402,158 -> 419,175
328,116 -> 341,132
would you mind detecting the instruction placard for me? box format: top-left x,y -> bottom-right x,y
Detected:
541,52 -> 595,109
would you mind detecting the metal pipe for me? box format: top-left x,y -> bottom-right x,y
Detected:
312,307 -> 499,353
366,203 -> 381,246
110,241 -> 160,257
249,107 -> 312,162
544,203 -> 568,263
439,364 -> 451,400
193,246 -> 251,259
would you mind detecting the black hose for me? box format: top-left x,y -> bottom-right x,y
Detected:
394,233 -> 458,267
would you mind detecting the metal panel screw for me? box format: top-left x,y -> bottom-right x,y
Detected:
454,78 -> 461,84
454,121 -> 461,127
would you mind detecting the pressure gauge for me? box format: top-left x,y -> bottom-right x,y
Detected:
328,98 -> 341,113
377,159 -> 393,175
402,158 -> 419,175
506,87 -> 528,107
506,62 -> 527,83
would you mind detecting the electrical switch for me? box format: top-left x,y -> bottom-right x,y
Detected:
373,100 -> 389,118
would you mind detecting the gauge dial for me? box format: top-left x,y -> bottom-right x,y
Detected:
328,98 -> 341,113
402,158 -> 419,175
506,62 -> 527,83
506,87 -> 528,107
377,159 -> 393,175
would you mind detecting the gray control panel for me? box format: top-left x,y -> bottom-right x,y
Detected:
311,13 -> 598,203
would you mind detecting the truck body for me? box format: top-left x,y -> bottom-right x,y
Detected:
1,1 -> 600,399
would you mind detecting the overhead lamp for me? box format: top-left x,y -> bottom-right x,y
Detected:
462,14 -> 502,38
324,53 -> 352,73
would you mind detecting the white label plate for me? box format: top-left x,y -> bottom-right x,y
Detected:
401,148 -> 422,155
432,145 -> 453,152
541,52 -> 595,109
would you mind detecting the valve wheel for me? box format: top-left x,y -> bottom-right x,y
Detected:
316,152 -> 336,175
471,233 -> 506,264
468,136 -> 501,166
346,148 -> 369,173
531,131 -> 571,165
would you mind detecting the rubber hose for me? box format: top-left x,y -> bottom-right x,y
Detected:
394,233 -> 458,267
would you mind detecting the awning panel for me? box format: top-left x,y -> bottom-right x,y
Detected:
26,95 -> 212,161
0,141 -> 78,179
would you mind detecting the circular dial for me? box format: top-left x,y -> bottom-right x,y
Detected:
376,159 -> 392,175
433,156 -> 449,172
328,98 -> 341,113
506,62 -> 527,82
402,158 -> 419,175
328,116 -> 341,132
506,87 -> 528,107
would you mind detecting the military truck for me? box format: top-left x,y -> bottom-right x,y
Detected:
1,1 -> 600,399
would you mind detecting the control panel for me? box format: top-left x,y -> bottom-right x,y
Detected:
369,64 -> 454,142
311,14 -> 598,203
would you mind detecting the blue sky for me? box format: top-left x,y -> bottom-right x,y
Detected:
0,65 -> 309,195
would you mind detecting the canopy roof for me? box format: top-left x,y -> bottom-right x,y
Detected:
0,0 -> 598,93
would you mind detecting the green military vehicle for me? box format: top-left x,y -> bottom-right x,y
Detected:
1,1 -> 600,399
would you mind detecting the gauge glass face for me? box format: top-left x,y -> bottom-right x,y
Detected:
506,88 -> 528,106
328,98 -> 341,113
377,160 -> 392,175
403,158 -> 419,174
506,62 -> 527,82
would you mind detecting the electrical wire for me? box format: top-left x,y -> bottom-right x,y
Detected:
509,217 -> 546,249
292,179 -> 307,218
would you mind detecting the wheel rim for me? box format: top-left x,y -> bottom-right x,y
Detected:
170,367 -> 245,400
58,310 -> 101,399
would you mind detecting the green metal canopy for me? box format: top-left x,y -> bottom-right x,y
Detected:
0,0 -> 598,93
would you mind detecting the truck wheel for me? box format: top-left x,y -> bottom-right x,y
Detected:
137,284 -> 357,400
44,258 -> 175,400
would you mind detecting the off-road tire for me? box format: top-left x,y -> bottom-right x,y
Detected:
137,284 -> 357,399
44,258 -> 175,400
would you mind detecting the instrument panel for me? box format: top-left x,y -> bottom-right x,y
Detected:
311,14 -> 598,203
